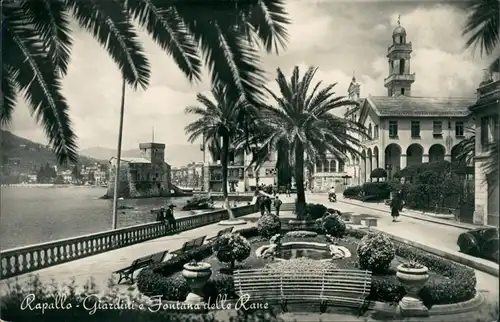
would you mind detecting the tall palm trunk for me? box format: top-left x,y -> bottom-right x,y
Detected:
295,142 -> 307,219
221,134 -> 234,219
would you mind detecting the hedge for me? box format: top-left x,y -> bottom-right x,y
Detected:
343,183 -> 390,201
0,275 -> 280,322
137,225 -> 476,307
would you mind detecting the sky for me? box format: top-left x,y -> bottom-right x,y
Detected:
5,0 -> 496,151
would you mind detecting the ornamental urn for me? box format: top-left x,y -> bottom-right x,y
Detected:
182,260 -> 212,304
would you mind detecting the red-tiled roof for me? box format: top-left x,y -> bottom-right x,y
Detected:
367,95 -> 475,117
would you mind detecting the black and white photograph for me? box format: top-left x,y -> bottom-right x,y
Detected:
0,0 -> 499,321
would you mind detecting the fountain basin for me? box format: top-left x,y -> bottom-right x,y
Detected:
256,241 -> 351,262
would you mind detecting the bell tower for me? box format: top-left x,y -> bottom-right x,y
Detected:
384,16 -> 415,97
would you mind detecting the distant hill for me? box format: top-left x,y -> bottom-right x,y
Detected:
81,144 -> 203,167
1,130 -> 105,173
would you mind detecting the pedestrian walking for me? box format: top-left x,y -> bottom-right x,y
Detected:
166,204 -> 177,230
286,184 -> 291,197
265,196 -> 272,215
274,195 -> 283,216
390,192 -> 402,222
258,195 -> 266,216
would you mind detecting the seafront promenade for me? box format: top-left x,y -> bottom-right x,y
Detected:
1,196 -> 498,309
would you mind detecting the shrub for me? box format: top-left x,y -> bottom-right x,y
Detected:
357,233 -> 395,273
212,233 -> 251,270
306,203 -> 328,220
362,182 -> 391,200
370,168 -> 387,181
257,214 -> 281,238
319,213 -> 346,237
284,230 -> 318,238
343,185 -> 362,197
458,227 -> 499,262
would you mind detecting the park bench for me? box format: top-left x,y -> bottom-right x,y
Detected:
171,235 -> 207,256
233,268 -> 373,315
113,250 -> 168,284
206,226 -> 234,242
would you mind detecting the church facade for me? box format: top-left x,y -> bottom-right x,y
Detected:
342,20 -> 475,184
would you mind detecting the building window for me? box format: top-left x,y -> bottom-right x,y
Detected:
368,124 -> 372,138
401,88 -> 405,95
481,116 -> 499,150
389,121 -> 398,137
374,125 -> 379,139
338,161 -> 345,172
399,59 -> 405,74
433,121 -> 442,137
455,121 -> 464,137
399,35 -> 404,43
411,121 -> 420,138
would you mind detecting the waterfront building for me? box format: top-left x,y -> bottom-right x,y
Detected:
200,141 -> 277,193
341,20 -> 475,185
171,162 -> 203,190
470,71 -> 499,227
106,142 -> 172,198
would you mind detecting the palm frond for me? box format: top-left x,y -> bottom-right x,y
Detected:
1,66 -> 18,127
21,0 -> 73,75
3,6 -> 78,164
126,0 -> 202,82
463,0 -> 499,56
67,0 -> 150,90
248,0 -> 289,53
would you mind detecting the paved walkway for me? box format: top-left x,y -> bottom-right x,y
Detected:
338,195 -> 487,230
0,217 -> 258,294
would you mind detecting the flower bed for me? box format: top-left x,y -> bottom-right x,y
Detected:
137,226 -> 477,308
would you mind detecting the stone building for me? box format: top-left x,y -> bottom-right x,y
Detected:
342,20 -> 475,184
106,142 -> 171,198
171,162 -> 203,190
470,72 -> 499,226
201,140 -> 277,193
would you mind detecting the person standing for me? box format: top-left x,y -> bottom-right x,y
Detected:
286,183 -> 291,197
274,195 -> 283,216
258,194 -> 266,216
390,192 -> 402,222
266,196 -> 273,215
166,204 -> 177,230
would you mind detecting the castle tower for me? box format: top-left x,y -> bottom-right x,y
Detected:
348,73 -> 361,101
139,142 -> 165,165
384,16 -> 415,97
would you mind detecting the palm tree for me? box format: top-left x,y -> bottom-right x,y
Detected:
244,66 -> 367,218
462,1 -> 499,187
454,126 -> 499,188
185,85 -> 247,223
1,0 -> 290,164
463,0 -> 499,72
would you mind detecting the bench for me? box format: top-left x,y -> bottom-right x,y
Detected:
234,268 -> 373,315
113,250 -> 168,284
206,226 -> 234,242
171,235 -> 207,256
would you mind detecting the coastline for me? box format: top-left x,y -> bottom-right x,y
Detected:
1,184 -> 104,188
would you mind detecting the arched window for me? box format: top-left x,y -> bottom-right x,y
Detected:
399,59 -> 405,74
399,35 -> 404,43
329,160 -> 336,173
401,88 -> 405,95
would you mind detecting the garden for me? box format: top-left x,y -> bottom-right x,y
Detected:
0,208 -> 486,321
343,162 -> 475,217
134,209 -> 477,315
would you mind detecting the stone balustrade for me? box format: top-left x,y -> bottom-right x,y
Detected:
0,204 -> 256,280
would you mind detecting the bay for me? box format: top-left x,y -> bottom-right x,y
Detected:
0,186 -> 206,250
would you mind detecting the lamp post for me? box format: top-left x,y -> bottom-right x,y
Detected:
111,78 -> 126,230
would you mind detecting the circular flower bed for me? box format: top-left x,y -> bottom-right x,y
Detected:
137,227 -> 477,308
